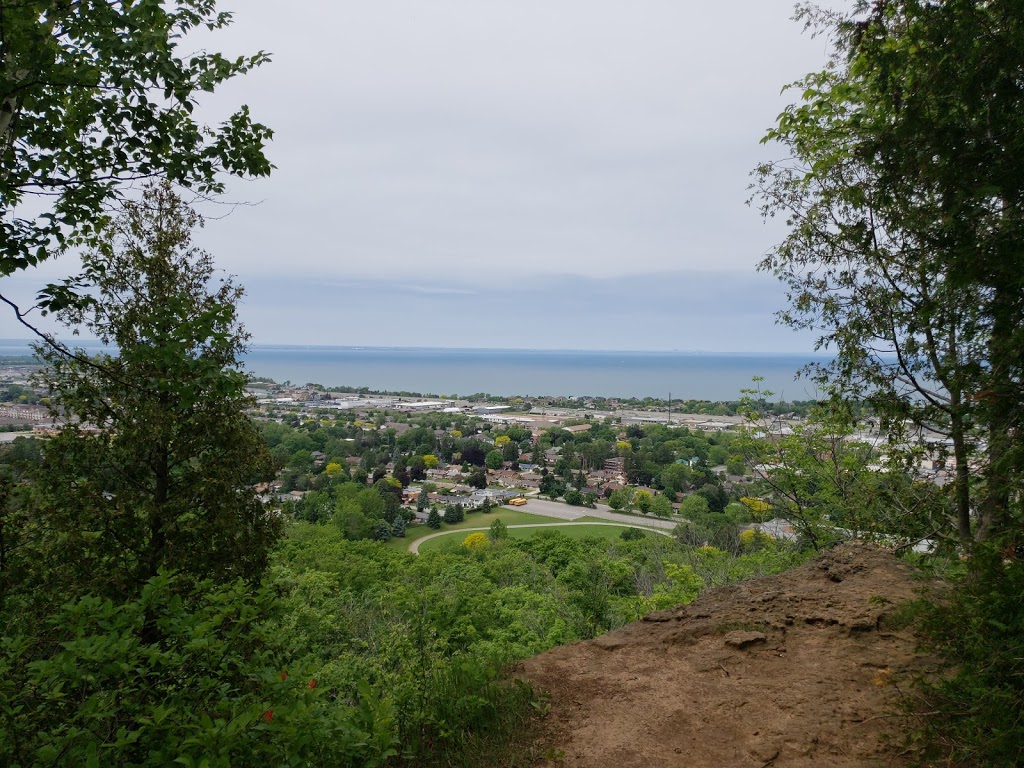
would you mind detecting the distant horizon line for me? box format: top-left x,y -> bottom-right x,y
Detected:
0,338 -> 826,358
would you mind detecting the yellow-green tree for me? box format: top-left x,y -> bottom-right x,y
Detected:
462,532 -> 489,550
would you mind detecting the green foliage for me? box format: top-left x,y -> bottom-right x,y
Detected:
644,562 -> 702,611
427,508 -> 442,530
489,518 -> 509,542
917,551 -> 1024,766
753,1 -> 1024,544
649,493 -> 673,518
680,494 -> 710,518
539,474 -> 564,499
373,520 -> 393,542
485,450 -> 504,470
443,505 -> 463,524
737,398 -> 943,549
607,487 -> 634,511
30,183 -> 279,597
0,572 -> 394,768
0,0 -> 272,289
563,488 -> 584,506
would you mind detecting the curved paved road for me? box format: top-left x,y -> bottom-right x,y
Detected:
408,521 -> 671,554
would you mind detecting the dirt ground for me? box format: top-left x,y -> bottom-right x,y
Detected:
519,543 -> 940,767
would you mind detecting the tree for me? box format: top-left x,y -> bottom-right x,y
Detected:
488,518 -> 508,542
31,183 -> 279,596
462,532 -> 488,550
460,441 -> 487,467
574,468 -> 587,490
564,488 -> 584,506
0,1 -> 272,304
752,1 -> 1024,543
680,495 -> 710,519
427,508 -> 442,529
408,455 -> 426,481
443,505 -> 461,525
650,494 -> 673,519
466,467 -> 487,489
608,486 -> 635,512
416,486 -> 429,512
391,516 -> 406,538
485,450 -> 504,470
634,490 -> 653,515
501,440 -> 520,463
539,473 -> 564,499
373,520 -> 392,542
659,460 -> 692,495
739,403 -> 934,549
696,484 -> 728,514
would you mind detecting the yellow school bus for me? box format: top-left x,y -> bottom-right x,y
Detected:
508,497 -> 528,506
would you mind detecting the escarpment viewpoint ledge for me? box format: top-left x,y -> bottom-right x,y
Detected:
519,543 -> 939,768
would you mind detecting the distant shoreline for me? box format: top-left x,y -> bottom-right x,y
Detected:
0,340 -> 830,401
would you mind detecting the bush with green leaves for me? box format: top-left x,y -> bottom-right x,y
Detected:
0,572 -> 399,768
917,551 -> 1024,766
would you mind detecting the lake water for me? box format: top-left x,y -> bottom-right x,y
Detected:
0,340 -> 828,401
241,346 -> 828,401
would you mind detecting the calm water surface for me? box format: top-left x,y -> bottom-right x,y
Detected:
0,341 -> 827,401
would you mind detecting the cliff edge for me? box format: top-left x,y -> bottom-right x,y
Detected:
519,543 -> 939,767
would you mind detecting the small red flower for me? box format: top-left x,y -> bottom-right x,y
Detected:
308,679 -> 317,689
263,709 -> 274,723
280,671 -> 288,681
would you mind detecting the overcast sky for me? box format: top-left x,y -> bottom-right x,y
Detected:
3,1 -> 843,352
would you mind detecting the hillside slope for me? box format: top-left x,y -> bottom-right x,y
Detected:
519,543 -> 938,767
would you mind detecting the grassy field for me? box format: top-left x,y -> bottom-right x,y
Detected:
415,522 -> 661,553
383,507 -> 565,551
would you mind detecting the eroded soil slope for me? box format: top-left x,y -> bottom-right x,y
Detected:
519,543 -> 937,768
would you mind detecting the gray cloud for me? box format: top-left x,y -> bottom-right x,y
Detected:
1,1 -> 843,354
237,271 -> 817,352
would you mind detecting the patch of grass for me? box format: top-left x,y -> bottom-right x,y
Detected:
420,678 -> 547,768
417,523 -> 658,553
506,524 -> 654,542
574,514 -> 672,528
386,508 -> 566,551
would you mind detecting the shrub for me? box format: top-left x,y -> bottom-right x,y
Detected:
739,528 -> 774,551
917,550 -> 1024,766
0,573 -> 397,768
